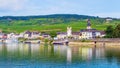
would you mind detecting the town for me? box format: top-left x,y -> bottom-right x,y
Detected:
0,19 -> 105,44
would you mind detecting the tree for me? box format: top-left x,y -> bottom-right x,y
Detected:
49,31 -> 57,38
105,25 -> 114,38
113,24 -> 120,38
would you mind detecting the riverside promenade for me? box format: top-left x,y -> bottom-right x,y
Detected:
69,38 -> 120,46
90,38 -> 120,42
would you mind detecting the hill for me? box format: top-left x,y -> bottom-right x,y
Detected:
0,14 -> 98,20
0,14 -> 119,33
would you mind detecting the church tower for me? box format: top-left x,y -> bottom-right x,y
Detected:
87,19 -> 91,29
67,27 -> 72,37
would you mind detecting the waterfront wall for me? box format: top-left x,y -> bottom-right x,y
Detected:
90,38 -> 120,42
69,42 -> 120,46
69,38 -> 120,42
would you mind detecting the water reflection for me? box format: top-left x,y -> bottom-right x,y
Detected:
0,43 -> 120,68
67,46 -> 72,64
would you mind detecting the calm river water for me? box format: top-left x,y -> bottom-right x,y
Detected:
0,43 -> 120,68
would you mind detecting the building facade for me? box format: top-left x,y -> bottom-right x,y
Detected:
23,31 -> 40,39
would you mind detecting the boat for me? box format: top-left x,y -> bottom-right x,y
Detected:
0,38 -> 19,44
52,39 -> 69,45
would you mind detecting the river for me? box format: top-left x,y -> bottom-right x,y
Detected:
0,43 -> 120,68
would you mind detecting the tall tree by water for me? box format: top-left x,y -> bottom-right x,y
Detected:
105,25 -> 114,38
113,24 -> 120,38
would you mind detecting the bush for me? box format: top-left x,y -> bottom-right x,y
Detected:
44,38 -> 49,43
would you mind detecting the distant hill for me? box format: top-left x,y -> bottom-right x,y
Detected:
0,14 -> 100,20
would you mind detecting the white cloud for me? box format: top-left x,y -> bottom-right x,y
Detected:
0,0 -> 28,11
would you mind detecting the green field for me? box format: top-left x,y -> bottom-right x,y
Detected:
0,19 -> 119,33
1,14 -> 120,33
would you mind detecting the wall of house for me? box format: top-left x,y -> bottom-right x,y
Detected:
80,32 -> 92,39
24,34 -> 29,38
57,34 -> 67,39
95,32 -> 101,37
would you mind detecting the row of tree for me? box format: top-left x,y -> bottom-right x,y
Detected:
105,24 -> 120,38
0,14 -> 98,20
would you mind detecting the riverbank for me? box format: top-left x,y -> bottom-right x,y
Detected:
69,41 -> 120,46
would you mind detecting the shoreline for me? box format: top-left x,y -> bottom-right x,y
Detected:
69,41 -> 120,46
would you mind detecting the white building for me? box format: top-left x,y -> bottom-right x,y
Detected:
23,31 -> 40,39
41,33 -> 51,39
80,29 -> 104,39
80,19 -> 105,39
0,32 -> 3,39
57,32 -> 67,39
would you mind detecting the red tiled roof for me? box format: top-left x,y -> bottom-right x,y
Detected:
57,32 -> 67,35
72,32 -> 81,35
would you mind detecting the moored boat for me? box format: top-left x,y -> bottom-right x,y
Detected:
52,39 -> 69,45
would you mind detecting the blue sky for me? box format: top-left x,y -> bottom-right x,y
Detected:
0,0 -> 120,18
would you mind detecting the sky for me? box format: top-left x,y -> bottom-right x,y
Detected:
0,0 -> 120,18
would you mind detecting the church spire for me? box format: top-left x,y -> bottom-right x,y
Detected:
87,19 -> 91,29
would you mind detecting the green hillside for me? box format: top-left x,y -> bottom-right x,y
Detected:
0,14 -> 120,33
